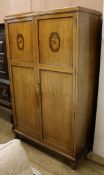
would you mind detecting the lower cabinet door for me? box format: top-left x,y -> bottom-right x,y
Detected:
12,66 -> 41,140
40,70 -> 74,155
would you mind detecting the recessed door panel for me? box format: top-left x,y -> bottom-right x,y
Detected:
40,70 -> 74,154
12,66 -> 40,139
9,21 -> 33,62
38,17 -> 73,66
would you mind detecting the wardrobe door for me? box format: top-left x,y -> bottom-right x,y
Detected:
9,21 -> 33,62
8,20 -> 41,140
38,17 -> 73,66
12,66 -> 41,140
37,14 -> 75,155
40,70 -> 74,155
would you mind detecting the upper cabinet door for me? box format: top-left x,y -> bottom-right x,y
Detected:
38,16 -> 73,66
8,21 -> 33,62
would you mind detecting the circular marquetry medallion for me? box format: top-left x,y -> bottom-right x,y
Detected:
17,34 -> 24,50
49,32 -> 60,52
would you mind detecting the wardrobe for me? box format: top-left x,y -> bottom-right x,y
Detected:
5,7 -> 101,168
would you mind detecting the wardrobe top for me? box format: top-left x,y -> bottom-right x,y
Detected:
5,6 -> 102,21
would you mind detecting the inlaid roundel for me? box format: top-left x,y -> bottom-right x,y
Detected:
49,32 -> 60,52
17,34 -> 24,50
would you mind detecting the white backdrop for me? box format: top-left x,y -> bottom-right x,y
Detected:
0,0 -> 103,23
93,3 -> 104,157
0,0 -> 31,23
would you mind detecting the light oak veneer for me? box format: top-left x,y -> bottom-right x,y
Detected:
5,6 -> 102,169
